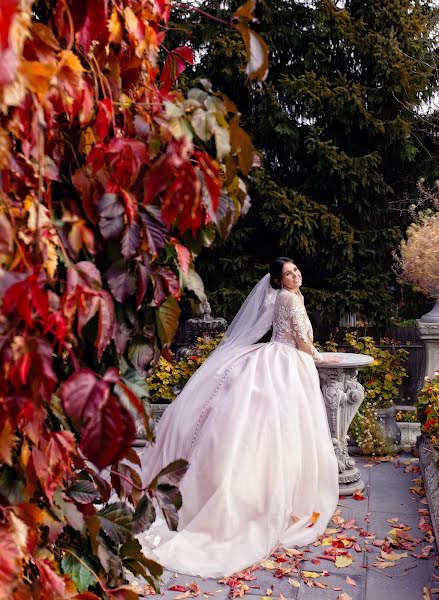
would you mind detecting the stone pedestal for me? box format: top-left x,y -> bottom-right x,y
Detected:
317,352 -> 373,495
416,321 -> 439,380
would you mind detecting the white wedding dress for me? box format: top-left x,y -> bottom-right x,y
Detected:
137,284 -> 339,578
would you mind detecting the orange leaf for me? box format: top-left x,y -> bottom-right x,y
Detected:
307,512 -> 320,528
0,419 -> 17,466
20,61 -> 54,94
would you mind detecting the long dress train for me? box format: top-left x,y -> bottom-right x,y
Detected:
137,288 -> 339,578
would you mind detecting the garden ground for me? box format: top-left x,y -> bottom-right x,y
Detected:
130,453 -> 438,600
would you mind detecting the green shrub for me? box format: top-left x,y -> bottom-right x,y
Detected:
417,372 -> 439,451
147,335 -> 224,402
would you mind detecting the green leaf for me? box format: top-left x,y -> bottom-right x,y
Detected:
61,552 -> 96,593
97,502 -> 133,546
120,367 -> 149,400
133,494 -> 156,534
156,296 -> 180,345
120,538 -> 163,583
67,480 -> 100,504
148,459 -> 189,531
127,336 -> 155,374
181,268 -> 207,303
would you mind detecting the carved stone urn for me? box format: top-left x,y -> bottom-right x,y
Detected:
317,352 -> 374,495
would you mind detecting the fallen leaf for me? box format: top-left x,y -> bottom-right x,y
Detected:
284,548 -> 303,557
288,579 -> 300,588
352,490 -> 366,501
307,512 -> 320,528
335,555 -> 353,569
380,551 -> 408,561
301,571 -> 321,579
265,589 -> 272,596
346,576 -> 357,586
337,594 -> 353,600
259,560 -> 277,570
175,593 -> 191,600
373,561 -> 396,569
423,587 -> 432,600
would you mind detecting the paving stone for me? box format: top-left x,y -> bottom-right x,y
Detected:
296,571 -> 365,599
130,453 -> 439,600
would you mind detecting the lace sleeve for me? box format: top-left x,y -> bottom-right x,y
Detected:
285,293 -> 322,362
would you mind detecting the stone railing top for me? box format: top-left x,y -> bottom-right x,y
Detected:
317,351 -> 374,370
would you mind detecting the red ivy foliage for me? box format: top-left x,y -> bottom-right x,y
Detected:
0,0 -> 265,598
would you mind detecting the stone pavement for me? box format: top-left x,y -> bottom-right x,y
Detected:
131,454 -> 438,600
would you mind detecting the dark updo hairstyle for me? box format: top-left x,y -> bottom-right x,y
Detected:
269,256 -> 296,290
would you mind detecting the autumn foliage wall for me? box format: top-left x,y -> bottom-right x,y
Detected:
0,0 -> 263,597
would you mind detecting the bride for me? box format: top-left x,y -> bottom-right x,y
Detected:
137,257 -> 339,578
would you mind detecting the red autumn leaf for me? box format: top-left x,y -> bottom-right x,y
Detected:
96,290 -> 115,358
3,274 -> 49,328
32,431 -> 76,502
120,189 -> 138,224
168,586 -> 187,592
0,525 -> 21,597
352,490 -> 366,501
71,168 -> 98,224
61,369 -> 111,429
162,161 -> 202,234
195,150 -> 221,215
172,240 -> 191,274
73,0 -> 109,53
0,1 -> 18,50
160,46 -> 194,93
107,138 -> 149,188
143,156 -> 176,205
36,559 -> 68,599
150,271 -> 167,307
94,98 -> 113,141
157,267 -> 180,300
140,210 -> 167,256
136,261 -> 151,309
80,393 -> 136,470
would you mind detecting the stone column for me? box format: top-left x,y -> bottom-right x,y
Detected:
317,352 -> 373,495
416,321 -> 439,380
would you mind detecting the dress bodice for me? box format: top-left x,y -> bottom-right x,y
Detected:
271,289 -> 320,361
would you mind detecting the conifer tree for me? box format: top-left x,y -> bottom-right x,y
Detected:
173,0 -> 439,325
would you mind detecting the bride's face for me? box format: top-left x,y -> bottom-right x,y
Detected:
281,262 -> 302,292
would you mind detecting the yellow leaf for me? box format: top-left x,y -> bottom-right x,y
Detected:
108,8 -> 123,44
321,537 -> 333,546
301,571 -> 321,579
288,579 -> 300,588
335,555 -> 353,569
325,528 -> 339,534
259,560 -> 277,570
43,237 -> 58,279
380,551 -> 408,561
284,548 -> 303,557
